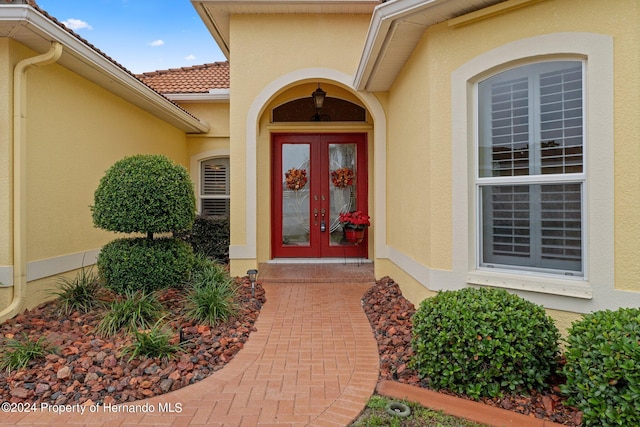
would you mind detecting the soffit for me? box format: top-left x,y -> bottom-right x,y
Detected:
0,4 -> 209,133
191,0 -> 382,58
354,0 -> 510,92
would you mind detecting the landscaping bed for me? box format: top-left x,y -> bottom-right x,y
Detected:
362,276 -> 584,427
0,278 -> 265,406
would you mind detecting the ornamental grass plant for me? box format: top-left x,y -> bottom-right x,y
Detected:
185,260 -> 239,326
96,290 -> 164,337
48,267 -> 104,315
0,334 -> 57,373
120,318 -> 184,362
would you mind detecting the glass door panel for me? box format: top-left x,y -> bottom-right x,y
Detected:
328,143 -> 357,246
282,144 -> 311,246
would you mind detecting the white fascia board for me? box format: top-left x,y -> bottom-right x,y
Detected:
1,5 -> 209,133
165,89 -> 230,103
355,0 -> 439,91
357,0 -> 507,92
191,1 -> 230,59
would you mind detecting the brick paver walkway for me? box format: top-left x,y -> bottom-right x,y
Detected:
2,274 -> 379,426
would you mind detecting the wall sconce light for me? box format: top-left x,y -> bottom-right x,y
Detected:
247,269 -> 258,296
311,84 -> 329,121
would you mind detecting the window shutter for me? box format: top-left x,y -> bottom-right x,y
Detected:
482,185 -> 531,264
488,77 -> 530,177
540,183 -> 582,270
200,158 -> 230,216
202,199 -> 230,217
539,64 -> 583,174
202,159 -> 230,196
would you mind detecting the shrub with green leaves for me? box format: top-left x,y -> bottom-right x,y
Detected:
49,267 -> 104,315
91,154 -> 196,236
176,215 -> 230,262
185,262 -> 238,326
98,237 -> 194,294
1,334 -> 57,373
120,319 -> 184,362
561,308 -> 640,427
411,287 -> 560,399
96,291 -> 164,337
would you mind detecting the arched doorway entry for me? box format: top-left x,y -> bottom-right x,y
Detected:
268,85 -> 370,259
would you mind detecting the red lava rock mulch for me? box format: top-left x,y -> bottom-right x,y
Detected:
0,278 -> 265,407
362,276 -> 584,427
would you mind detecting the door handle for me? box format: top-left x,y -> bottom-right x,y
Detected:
320,209 -> 326,232
314,208 -> 318,225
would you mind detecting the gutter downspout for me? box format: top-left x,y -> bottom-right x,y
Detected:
0,41 -> 63,322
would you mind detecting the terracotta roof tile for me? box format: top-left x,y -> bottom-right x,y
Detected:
136,62 -> 230,94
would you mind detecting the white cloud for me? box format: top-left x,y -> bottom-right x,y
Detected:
61,18 -> 93,31
185,54 -> 196,61
149,40 -> 165,47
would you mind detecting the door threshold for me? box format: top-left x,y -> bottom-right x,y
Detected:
268,258 -> 372,264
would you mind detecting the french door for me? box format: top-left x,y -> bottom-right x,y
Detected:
272,133 -> 368,258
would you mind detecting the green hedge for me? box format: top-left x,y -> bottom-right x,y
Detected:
91,154 -> 195,235
176,215 -> 230,262
411,287 -> 560,399
562,308 -> 640,427
97,238 -> 194,294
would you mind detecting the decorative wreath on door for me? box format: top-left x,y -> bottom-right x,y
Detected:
331,167 -> 354,188
285,168 -> 308,191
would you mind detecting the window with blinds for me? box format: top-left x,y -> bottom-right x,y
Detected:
478,61 -> 584,275
200,157 -> 230,216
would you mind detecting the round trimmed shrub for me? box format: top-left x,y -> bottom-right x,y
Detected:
561,308 -> 640,427
97,238 -> 194,294
411,287 -> 560,399
91,154 -> 196,235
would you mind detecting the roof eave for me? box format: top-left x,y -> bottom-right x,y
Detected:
354,0 -> 511,92
0,5 -> 209,134
191,0 -> 381,60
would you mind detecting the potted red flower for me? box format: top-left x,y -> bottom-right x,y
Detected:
339,211 -> 370,242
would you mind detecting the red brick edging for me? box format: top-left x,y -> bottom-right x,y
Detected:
376,381 -> 567,427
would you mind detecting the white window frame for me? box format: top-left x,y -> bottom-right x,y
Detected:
451,33 -> 614,305
190,149 -> 231,217
475,60 -> 586,277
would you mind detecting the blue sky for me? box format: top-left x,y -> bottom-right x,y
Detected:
37,0 -> 226,74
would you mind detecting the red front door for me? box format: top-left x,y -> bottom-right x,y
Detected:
272,133 -> 368,258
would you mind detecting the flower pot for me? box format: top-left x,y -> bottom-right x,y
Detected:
344,228 -> 365,242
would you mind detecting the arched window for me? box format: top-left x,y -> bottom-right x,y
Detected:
477,60 -> 584,275
200,157 -> 230,216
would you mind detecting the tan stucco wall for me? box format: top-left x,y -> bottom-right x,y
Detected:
181,102 -> 230,163
1,40 -> 189,312
385,0 -> 639,294
227,13 -> 373,275
26,57 -> 188,261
